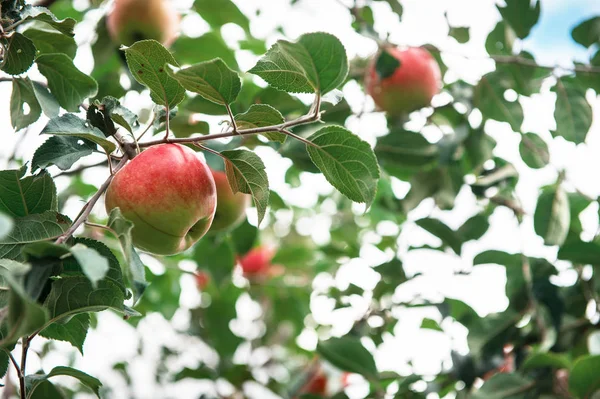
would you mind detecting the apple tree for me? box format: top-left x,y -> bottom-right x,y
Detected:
0,0 -> 600,398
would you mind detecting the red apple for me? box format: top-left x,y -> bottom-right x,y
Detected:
105,143 -> 216,255
195,271 -> 210,290
238,246 -> 275,277
209,169 -> 251,232
365,46 -> 442,116
106,0 -> 180,47
300,371 -> 328,396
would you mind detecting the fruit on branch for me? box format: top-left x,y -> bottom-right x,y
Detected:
238,246 -> 275,277
105,143 -> 216,255
365,46 -> 442,116
106,0 -> 180,47
208,169 -> 251,232
195,270 -> 210,290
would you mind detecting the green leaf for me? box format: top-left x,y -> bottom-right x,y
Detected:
474,71 -> 523,131
519,133 -> 549,169
569,355 -> 600,398
374,50 -> 400,79
106,208 -> 148,302
235,104 -> 286,143
486,21 -> 516,56
172,58 -> 241,105
23,28 -> 77,59
317,336 -> 378,378
193,235 -> 235,286
26,366 -> 101,398
375,131 -> 439,178
522,352 -> 571,371
1,32 -> 36,75
0,266 -> 48,348
68,244 -> 109,288
534,185 -> 570,246
552,78 -> 592,144
571,17 -> 600,48
497,0 -> 540,39
307,126 -> 380,206
230,219 -> 258,255
62,238 -> 126,295
0,211 -> 69,261
415,218 -> 462,254
27,380 -> 65,399
457,214 -> 489,242
124,40 -> 185,109
449,26 -> 470,43
32,81 -> 60,118
495,52 -> 549,96
10,78 -> 42,131
32,136 -> 96,172
221,149 -> 270,226
0,167 -> 57,217
41,113 -> 116,154
472,373 -> 534,398
194,0 -> 250,32
100,96 -> 139,134
249,32 -> 349,94
39,313 -> 89,354
19,6 -> 76,36
36,54 -> 98,112
558,240 -> 600,266
43,277 -> 133,323
0,213 -> 13,240
420,317 -> 443,331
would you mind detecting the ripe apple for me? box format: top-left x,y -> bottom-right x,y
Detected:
105,143 -> 216,255
209,169 -> 251,232
106,0 -> 180,47
238,246 -> 275,277
365,46 -> 442,116
195,271 -> 210,290
300,371 -> 328,396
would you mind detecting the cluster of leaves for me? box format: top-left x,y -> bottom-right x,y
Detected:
1,0 -> 600,398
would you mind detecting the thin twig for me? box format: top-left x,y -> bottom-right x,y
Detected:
19,337 -> 29,399
52,160 -> 109,178
136,113 -> 156,142
279,129 -> 317,147
139,95 -> 322,148
54,156 -> 129,245
194,143 -> 228,160
226,104 -> 239,134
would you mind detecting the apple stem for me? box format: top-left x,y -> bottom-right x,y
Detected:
163,105 -> 171,141
55,156 -> 129,245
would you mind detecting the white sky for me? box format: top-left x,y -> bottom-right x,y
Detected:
1,0 -> 599,398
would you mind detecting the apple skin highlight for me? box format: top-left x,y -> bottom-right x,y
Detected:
105,144 -> 216,255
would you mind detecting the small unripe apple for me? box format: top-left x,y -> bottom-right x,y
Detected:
209,169 -> 251,232
238,246 -> 275,277
195,271 -> 210,290
106,0 -> 180,47
105,144 -> 216,255
365,46 -> 442,116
